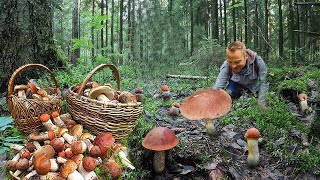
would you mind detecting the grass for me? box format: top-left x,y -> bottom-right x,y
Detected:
1,63 -> 319,178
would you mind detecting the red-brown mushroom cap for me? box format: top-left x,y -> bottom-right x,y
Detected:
135,87 -> 142,94
34,154 -> 51,175
142,127 -> 179,151
40,114 -> 51,123
172,102 -> 180,108
50,138 -> 65,153
16,158 -> 29,171
93,132 -> 115,159
52,111 -> 60,118
58,128 -> 69,137
48,130 -> 56,140
245,128 -> 260,139
161,85 -> 169,91
90,145 -> 102,158
28,81 -> 37,94
180,89 -> 232,120
70,124 -> 83,138
26,142 -> 36,153
298,93 -> 308,101
82,157 -> 96,172
60,160 -> 78,178
21,151 -> 31,160
72,154 -> 84,166
101,161 -> 122,180
71,141 -> 85,155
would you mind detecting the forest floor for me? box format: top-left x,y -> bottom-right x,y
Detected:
135,92 -> 320,180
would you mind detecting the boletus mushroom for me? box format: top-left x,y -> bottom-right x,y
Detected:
180,89 -> 232,135
89,85 -> 114,103
142,127 -> 179,174
298,93 -> 309,113
245,128 -> 260,167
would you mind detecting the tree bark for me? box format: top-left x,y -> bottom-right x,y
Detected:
232,0 -> 236,41
278,0 -> 284,62
119,0 -> 124,65
91,0 -> 95,60
101,0 -> 104,55
190,0 -> 194,56
0,0 -> 57,92
211,0 -> 219,40
71,0 -> 80,65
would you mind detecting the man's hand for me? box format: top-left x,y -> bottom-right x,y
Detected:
259,103 -> 268,113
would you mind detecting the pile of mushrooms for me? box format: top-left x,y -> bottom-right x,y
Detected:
13,81 -> 52,102
72,81 -> 138,105
7,112 -> 135,179
180,89 -> 232,135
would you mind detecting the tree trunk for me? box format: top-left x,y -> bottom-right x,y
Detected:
101,0 -> 104,56
105,0 -> 108,48
71,0 -> 80,65
119,0 -> 124,65
131,0 -> 136,61
219,0 -> 223,43
111,0 -> 115,56
127,0 -> 132,61
244,0 -> 248,44
91,0 -> 95,60
0,0 -> 57,92
264,0 -> 269,61
254,0 -> 259,49
190,0 -> 194,56
232,0 -> 236,41
211,0 -> 219,40
139,0 -> 144,62
223,0 -> 227,45
278,0 -> 284,62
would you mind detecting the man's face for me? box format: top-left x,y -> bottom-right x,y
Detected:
226,49 -> 248,73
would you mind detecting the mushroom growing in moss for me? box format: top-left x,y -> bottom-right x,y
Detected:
298,93 -> 309,113
142,127 -> 179,174
180,89 -> 232,135
245,128 -> 260,167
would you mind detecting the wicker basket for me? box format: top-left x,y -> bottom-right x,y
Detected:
7,64 -> 62,135
66,64 -> 143,141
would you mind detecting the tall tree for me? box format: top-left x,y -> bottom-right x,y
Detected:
127,0 -> 132,61
232,0 -> 236,41
119,0 -> 124,64
105,0 -> 109,47
101,0 -> 104,55
91,0 -> 95,59
264,0 -> 269,61
254,0 -> 259,48
278,0 -> 284,61
71,0 -> 80,65
0,0 -> 57,92
190,0 -> 194,55
131,0 -> 136,60
244,0 -> 248,44
211,0 -> 219,40
111,0 -> 115,54
223,0 -> 227,45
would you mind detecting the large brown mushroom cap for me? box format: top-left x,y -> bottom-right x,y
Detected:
94,132 -> 115,159
34,154 -> 51,175
142,127 -> 179,151
89,86 -> 114,100
180,89 -> 232,120
60,160 -> 78,178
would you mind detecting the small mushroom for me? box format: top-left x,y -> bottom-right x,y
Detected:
161,85 -> 171,101
100,161 -> 122,180
135,87 -> 143,102
80,132 -> 96,142
89,86 -> 114,103
70,124 -> 83,138
33,154 -> 51,175
71,140 -> 87,155
180,89 -> 232,135
28,81 -> 38,94
50,137 -> 65,153
6,152 -> 21,171
39,114 -> 57,131
118,91 -> 137,104
142,127 -> 179,173
51,111 -> 64,127
78,157 -> 98,180
245,128 -> 260,167
298,93 -> 309,113
58,128 -> 77,144
28,131 -> 55,141
14,85 -> 28,98
60,160 -> 84,180
26,143 -> 36,153
168,102 -> 180,116
113,144 -> 135,170
93,132 -> 115,159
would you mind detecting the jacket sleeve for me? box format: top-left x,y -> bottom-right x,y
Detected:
213,61 -> 229,89
256,56 -> 269,105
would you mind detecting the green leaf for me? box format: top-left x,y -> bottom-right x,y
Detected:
0,147 -> 9,154
0,116 -> 13,127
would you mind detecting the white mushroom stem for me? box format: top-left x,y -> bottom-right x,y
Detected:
28,132 -> 50,141
300,99 -> 308,113
78,161 -> 98,180
205,119 -> 215,135
42,119 -> 57,131
33,141 -> 41,150
153,151 -> 166,174
115,147 -> 135,170
68,170 -> 84,180
53,116 -> 64,127
13,169 -> 22,177
247,138 -> 259,166
49,159 -> 59,171
39,172 -> 60,180
11,152 -> 21,162
97,94 -> 111,103
62,132 -> 77,144
10,171 -> 21,180
83,139 -> 93,153
57,157 -> 68,164
27,165 -> 34,171
23,170 -> 38,180
10,144 -> 24,151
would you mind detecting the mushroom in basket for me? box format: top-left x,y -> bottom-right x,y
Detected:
180,89 -> 232,135
142,127 -> 179,174
89,85 -> 114,103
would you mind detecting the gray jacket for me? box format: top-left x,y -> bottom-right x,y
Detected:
213,49 -> 268,105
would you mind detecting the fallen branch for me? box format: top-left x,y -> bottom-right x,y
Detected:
166,74 -> 209,80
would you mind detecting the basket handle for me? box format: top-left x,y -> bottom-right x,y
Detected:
7,64 -> 60,111
77,64 -> 121,96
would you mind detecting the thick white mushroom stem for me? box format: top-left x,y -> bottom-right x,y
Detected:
62,131 -> 77,144
39,172 -> 60,180
298,93 -> 309,113
28,132 -> 53,142
33,141 -> 41,150
50,159 -> 59,171
68,170 -> 84,180
114,146 -> 135,170
10,171 -> 21,180
205,119 -> 215,135
22,170 -> 37,180
247,138 -> 259,167
97,94 -> 110,103
153,151 -> 166,174
10,144 -> 24,151
52,111 -> 65,127
78,161 -> 98,180
57,157 -> 68,164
